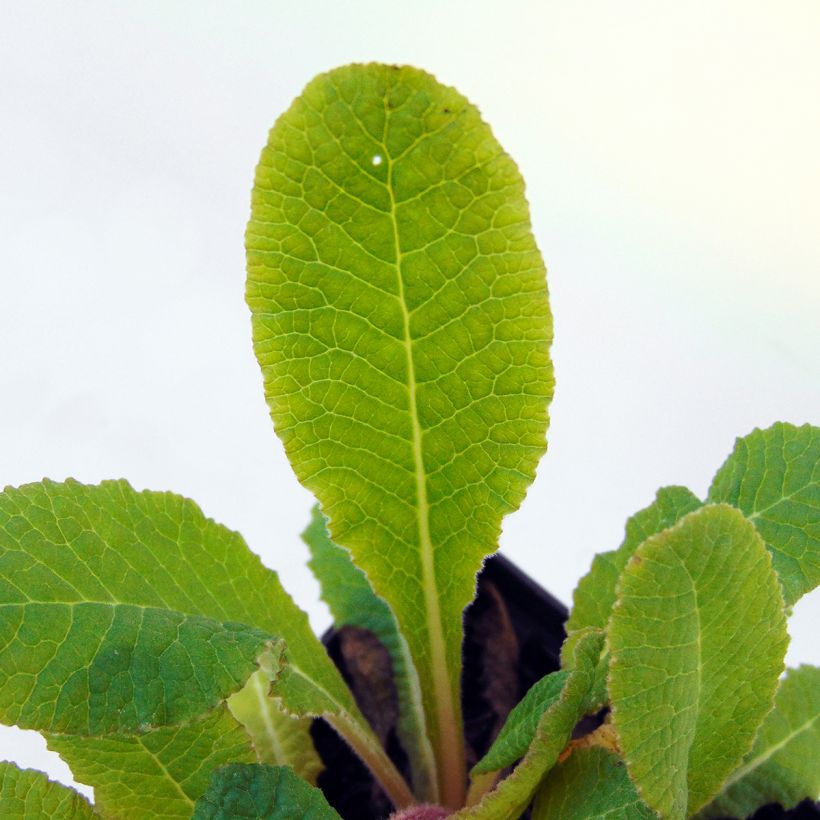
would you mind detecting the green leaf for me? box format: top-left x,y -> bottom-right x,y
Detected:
564,486 -> 702,656
696,665 -> 820,819
532,748 -> 655,820
193,764 -> 341,819
48,706 -> 255,819
471,670 -> 569,775
708,422 -> 820,606
303,505 -> 435,799
0,480 -> 410,806
608,504 -> 789,820
228,669 -> 322,784
454,630 -> 603,820
246,62 -> 552,804
0,762 -> 96,818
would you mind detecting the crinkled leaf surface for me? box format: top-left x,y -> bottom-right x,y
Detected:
303,505 -> 434,798
471,669 -> 568,775
608,504 -> 789,820
532,748 -> 655,820
228,669 -> 321,784
696,665 -> 820,819
48,706 -> 255,819
0,762 -> 96,819
246,62 -> 552,802
708,422 -> 820,606
193,764 -> 341,819
0,480 -> 366,728
564,486 -> 702,655
454,630 -> 603,820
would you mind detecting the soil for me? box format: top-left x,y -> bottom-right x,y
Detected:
311,554 -> 819,820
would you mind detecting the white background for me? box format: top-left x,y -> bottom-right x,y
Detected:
1,1 -> 818,800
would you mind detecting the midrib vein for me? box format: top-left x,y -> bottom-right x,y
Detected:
386,146 -> 462,803
252,671 -> 286,763
721,712 -> 820,789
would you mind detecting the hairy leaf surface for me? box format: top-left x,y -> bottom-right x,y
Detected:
471,670 -> 568,775
304,505 -> 434,798
247,63 -> 552,802
0,480 -> 407,802
455,631 -> 603,819
48,706 -> 255,819
193,764 -> 341,819
0,762 -> 95,819
696,665 -> 820,819
532,748 -> 655,820
228,669 -> 321,784
708,422 -> 820,605
608,504 -> 789,819
564,486 -> 702,654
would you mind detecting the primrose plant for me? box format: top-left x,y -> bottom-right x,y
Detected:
0,63 -> 818,820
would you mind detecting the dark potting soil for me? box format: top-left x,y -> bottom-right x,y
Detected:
311,554 -> 818,820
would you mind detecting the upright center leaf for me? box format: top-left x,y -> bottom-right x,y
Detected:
246,63 -> 552,805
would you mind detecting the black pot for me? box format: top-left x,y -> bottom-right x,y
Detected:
312,555 -> 818,820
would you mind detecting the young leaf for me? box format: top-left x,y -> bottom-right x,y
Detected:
454,630 -> 603,820
564,486 -> 702,654
48,706 -> 256,819
608,504 -> 790,820
0,762 -> 96,819
708,422 -> 820,606
246,62 -> 553,804
193,764 -> 341,819
303,505 -> 435,800
470,670 -> 569,775
696,665 -> 820,819
0,480 -> 410,806
228,669 -> 322,784
531,748 -> 655,820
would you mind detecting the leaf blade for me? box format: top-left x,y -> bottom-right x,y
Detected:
454,630 -> 604,820
193,764 -> 341,819
228,669 -> 322,784
532,748 -> 655,820
565,485 -> 702,648
48,706 -> 256,820
708,422 -> 820,605
696,665 -> 820,819
247,62 -> 552,805
304,505 -> 435,799
0,762 -> 96,819
608,504 -> 789,819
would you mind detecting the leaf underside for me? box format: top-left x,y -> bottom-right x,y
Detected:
228,669 -> 322,784
193,763 -> 341,819
532,747 -> 655,819
696,664 -> 820,819
246,62 -> 552,801
608,504 -> 789,820
48,706 -> 256,819
708,422 -> 820,606
0,762 -> 95,819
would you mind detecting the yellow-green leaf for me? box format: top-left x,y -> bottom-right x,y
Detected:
303,505 -> 434,799
228,669 -> 321,784
696,665 -> 820,819
0,762 -> 96,819
608,504 -> 789,819
48,706 -> 255,819
532,748 -> 655,820
246,62 -> 552,805
708,422 -> 820,606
